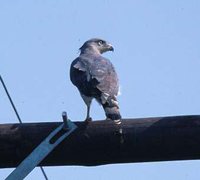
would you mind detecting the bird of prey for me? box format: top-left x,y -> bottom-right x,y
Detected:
70,38 -> 121,124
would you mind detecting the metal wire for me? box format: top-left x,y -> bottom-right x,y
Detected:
40,167 -> 48,180
0,75 -> 22,123
0,75 -> 48,180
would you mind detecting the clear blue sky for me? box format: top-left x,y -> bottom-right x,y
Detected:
1,1 -> 200,179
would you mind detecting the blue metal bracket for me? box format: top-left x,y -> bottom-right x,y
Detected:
6,112 -> 77,180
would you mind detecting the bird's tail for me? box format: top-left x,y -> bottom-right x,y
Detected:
102,96 -> 122,125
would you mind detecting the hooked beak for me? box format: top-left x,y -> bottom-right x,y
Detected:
107,43 -> 114,52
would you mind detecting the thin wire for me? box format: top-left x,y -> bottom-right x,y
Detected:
0,75 -> 22,123
40,167 -> 48,180
0,75 -> 48,180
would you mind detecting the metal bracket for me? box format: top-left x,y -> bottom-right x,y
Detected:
6,112 -> 77,180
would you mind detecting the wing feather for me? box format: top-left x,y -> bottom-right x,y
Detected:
70,55 -> 119,98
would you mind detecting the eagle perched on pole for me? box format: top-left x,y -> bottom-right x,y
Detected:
70,38 -> 121,124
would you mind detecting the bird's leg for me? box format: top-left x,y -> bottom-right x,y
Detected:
85,104 -> 92,122
81,94 -> 93,122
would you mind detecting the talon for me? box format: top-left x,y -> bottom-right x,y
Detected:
106,117 -> 112,121
85,117 -> 92,122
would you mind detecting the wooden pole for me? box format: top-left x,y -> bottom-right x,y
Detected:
1,115 -> 200,168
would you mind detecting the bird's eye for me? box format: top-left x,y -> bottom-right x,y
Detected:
98,40 -> 104,46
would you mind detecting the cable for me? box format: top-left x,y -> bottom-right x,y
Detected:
0,75 -> 49,180
40,167 -> 48,180
0,75 -> 22,123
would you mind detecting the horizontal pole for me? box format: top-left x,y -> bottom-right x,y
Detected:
1,115 -> 200,168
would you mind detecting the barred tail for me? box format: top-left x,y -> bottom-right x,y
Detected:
102,97 -> 122,125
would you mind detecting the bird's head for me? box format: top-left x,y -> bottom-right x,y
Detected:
79,38 -> 114,55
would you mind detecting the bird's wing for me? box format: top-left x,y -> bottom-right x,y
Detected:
70,56 -> 119,98
70,57 -> 99,97
90,57 -> 119,97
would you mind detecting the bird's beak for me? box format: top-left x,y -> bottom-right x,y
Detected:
107,43 -> 114,52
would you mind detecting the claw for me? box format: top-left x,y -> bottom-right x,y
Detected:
85,117 -> 92,123
106,117 -> 112,121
